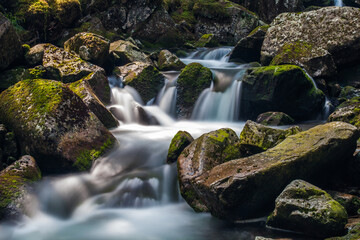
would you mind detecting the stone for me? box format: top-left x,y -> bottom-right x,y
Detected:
195,34 -> 219,48
0,13 -> 21,71
64,32 -> 110,67
229,25 -> 269,63
166,131 -> 194,164
0,79 -> 116,174
178,128 -> 242,212
326,222 -> 360,240
176,63 -> 212,119
240,65 -> 325,120
267,180 -> 348,238
109,40 -> 152,67
329,191 -> 360,216
157,50 -> 186,71
115,62 -> 164,104
240,120 -> 301,151
25,44 -> 47,66
328,97 -> 360,128
256,112 -> 295,126
0,155 -> 41,220
194,122 -> 359,220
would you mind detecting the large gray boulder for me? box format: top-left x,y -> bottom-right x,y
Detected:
267,180 -> 348,238
193,122 -> 359,221
109,40 -> 152,67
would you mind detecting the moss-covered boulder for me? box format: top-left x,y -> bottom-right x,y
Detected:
0,13 -> 22,71
240,120 -> 301,151
240,65 -> 325,120
176,63 -> 212,118
157,50 -> 186,71
261,7 -> 360,70
0,79 -> 116,174
195,34 -> 219,48
178,128 -> 242,212
256,112 -> 295,126
166,130 -> 194,164
194,122 -> 359,221
329,191 -> 360,216
109,40 -> 152,67
339,86 -> 360,101
64,32 -> 110,67
267,180 -> 348,238
0,124 -> 20,170
0,155 -> 41,220
68,77 -> 118,129
328,97 -> 360,128
229,25 -> 268,63
115,61 -> 164,104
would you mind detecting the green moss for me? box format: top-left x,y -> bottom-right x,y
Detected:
73,137 -> 115,171
270,41 -> 315,66
195,34 -> 219,48
248,25 -> 269,37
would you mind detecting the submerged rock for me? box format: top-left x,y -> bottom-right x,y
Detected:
256,112 -> 295,126
194,122 -> 359,220
178,128 -> 241,212
115,62 -> 164,104
267,180 -> 348,238
176,63 -> 212,119
0,13 -> 21,71
166,131 -> 194,164
0,155 -> 41,220
240,120 -> 301,151
0,79 -> 116,174
157,50 -> 186,71
64,32 -> 110,67
241,65 -> 325,120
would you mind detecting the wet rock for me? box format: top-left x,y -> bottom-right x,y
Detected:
240,120 -> 301,151
195,34 -> 219,48
178,128 -> 241,212
0,79 -> 116,174
176,63 -> 212,119
329,191 -> 360,216
115,62 -> 164,104
267,180 -> 348,238
194,122 -> 359,220
229,25 -> 269,63
256,112 -> 295,126
0,13 -> 21,71
157,50 -> 186,71
328,97 -> 360,128
166,131 -> 194,164
261,7 -> 360,73
240,65 -> 325,120
0,155 -> 41,220
109,40 -> 152,67
64,32 -> 110,67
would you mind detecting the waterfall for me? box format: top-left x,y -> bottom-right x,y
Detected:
334,0 -> 344,6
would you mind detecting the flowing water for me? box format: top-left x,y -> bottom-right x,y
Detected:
0,47 -> 324,240
334,0 -> 344,6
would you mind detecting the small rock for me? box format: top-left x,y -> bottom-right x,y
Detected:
166,131 -> 194,164
256,112 -> 295,126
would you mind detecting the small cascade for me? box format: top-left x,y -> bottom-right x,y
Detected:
155,73 -> 179,117
334,0 -> 344,6
186,47 -> 233,61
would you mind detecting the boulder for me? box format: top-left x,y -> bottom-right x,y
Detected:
326,222 -> 360,240
25,44 -> 47,66
339,86 -> 360,101
178,128 -> 242,212
157,50 -> 186,71
0,124 -> 20,170
328,97 -> 360,128
195,34 -> 219,48
166,131 -> 194,164
109,40 -> 152,67
0,155 -> 41,220
0,79 -> 116,174
256,112 -> 295,126
329,191 -> 360,216
239,120 -> 301,151
261,7 -> 360,71
267,180 -> 348,238
0,13 -> 21,71
176,63 -> 212,119
115,62 -> 164,104
230,0 -> 304,23
240,65 -> 325,120
229,25 -> 269,63
64,32 -> 110,67
194,122 -> 359,220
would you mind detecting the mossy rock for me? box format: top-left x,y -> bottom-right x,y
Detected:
326,222 -> 360,240
194,122 -> 359,221
166,130 -> 194,164
328,97 -> 360,128
256,111 -> 295,126
240,120 -> 301,151
157,49 -> 186,71
177,128 -> 242,212
195,34 -> 219,48
0,67 -> 46,92
0,79 -> 116,174
115,61 -> 164,104
0,155 -> 41,220
267,180 -> 348,238
329,191 -> 360,216
176,62 -> 212,118
241,65 -> 325,120
64,32 -> 110,67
